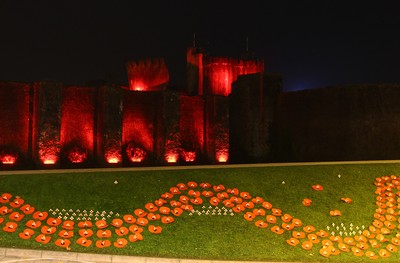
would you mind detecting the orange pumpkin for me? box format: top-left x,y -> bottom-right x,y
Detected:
55,238 -> 71,249
25,219 -> 41,229
161,192 -> 174,199
35,234 -> 51,244
189,190 -> 201,198
97,229 -> 112,238
62,220 -> 74,230
328,245 -> 341,256
159,206 -> 171,215
354,235 -> 367,243
286,237 -> 300,246
230,196 -> 243,204
129,232 -> 143,242
321,239 -> 333,247
77,220 -> 93,228
356,242 -> 369,250
76,237 -> 92,247
32,211 -> 48,221
270,225 -> 284,234
148,225 -> 162,234
180,204 -> 193,211
210,197 -> 220,206
115,226 -> 129,236
95,239 -> 111,248
18,228 -> 35,240
179,195 -> 189,204
329,210 -> 342,216
372,219 -> 383,228
362,230 -> 375,239
41,226 -> 56,235
3,222 -> 18,232
123,214 -> 136,224
368,239 -> 381,248
161,216 -> 175,224
78,228 -> 94,237
114,238 -> 128,248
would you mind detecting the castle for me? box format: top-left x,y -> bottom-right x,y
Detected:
0,46 -> 273,169
2,45 -> 400,170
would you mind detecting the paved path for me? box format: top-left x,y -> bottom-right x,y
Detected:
0,248 -> 286,263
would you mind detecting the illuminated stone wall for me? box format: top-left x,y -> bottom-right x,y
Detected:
126,59 -> 169,91
0,82 -> 32,166
60,86 -> 96,165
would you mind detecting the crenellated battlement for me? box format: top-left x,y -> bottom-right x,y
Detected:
126,58 -> 169,91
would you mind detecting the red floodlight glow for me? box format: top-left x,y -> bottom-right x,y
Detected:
41,155 -> 57,165
216,150 -> 228,163
1,154 -> 17,164
68,146 -> 87,163
165,152 -> 178,163
182,151 -> 196,162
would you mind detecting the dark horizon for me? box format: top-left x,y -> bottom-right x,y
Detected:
0,1 -> 399,91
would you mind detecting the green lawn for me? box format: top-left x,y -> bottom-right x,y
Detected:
1,162 -> 400,261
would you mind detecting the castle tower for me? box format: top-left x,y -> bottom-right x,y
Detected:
126,58 -> 169,91
186,47 -> 204,95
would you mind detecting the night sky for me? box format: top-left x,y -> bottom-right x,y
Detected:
0,1 -> 399,91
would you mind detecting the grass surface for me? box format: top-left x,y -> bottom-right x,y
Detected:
1,162 -> 400,261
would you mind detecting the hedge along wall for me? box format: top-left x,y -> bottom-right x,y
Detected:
275,84 -> 400,162
60,86 -> 96,165
0,82 -> 32,165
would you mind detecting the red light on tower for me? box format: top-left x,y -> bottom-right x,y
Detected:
105,150 -> 122,164
126,144 -> 146,163
41,155 -> 57,165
